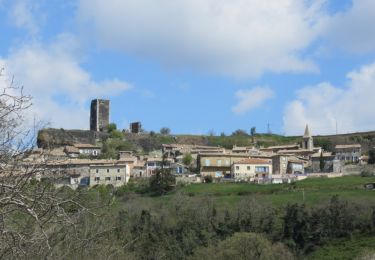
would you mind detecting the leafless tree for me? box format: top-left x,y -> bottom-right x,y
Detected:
0,70 -> 94,258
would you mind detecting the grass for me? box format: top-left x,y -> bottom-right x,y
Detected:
174,176 -> 375,207
308,235 -> 375,260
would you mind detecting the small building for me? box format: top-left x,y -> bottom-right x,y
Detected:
145,157 -> 173,177
130,122 -> 142,134
311,152 -> 337,173
232,158 -> 273,181
272,155 -> 289,175
170,163 -> 190,175
287,158 -> 305,175
74,143 -> 101,157
64,146 -> 80,158
89,161 -> 130,187
335,144 -> 361,163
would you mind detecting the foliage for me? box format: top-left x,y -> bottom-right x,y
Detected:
190,232 -> 294,260
149,168 -> 176,195
100,138 -> 134,158
183,153 -> 193,165
106,122 -> 117,133
160,127 -> 171,135
232,129 -> 248,136
204,175 -> 213,183
320,151 -> 325,172
360,170 -> 374,177
369,148 -> 375,164
110,129 -> 123,139
251,127 -> 256,136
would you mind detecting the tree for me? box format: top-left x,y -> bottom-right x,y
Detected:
320,151 -> 325,172
182,153 -> 193,166
0,73 -> 92,258
106,122 -> 117,133
250,127 -> 256,136
369,148 -> 375,164
160,127 -> 171,135
191,232 -> 294,260
232,129 -> 248,136
149,168 -> 176,195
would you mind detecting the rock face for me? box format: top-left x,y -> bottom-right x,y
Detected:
37,128 -> 109,148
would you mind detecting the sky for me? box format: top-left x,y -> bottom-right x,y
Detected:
0,0 -> 375,136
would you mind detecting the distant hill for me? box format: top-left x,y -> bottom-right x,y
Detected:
37,128 -> 375,153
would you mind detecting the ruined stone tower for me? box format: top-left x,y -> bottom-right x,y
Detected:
302,124 -> 314,150
90,99 -> 110,132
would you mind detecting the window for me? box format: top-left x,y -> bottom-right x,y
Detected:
255,166 -> 269,173
247,166 -> 250,170
96,169 -> 99,173
117,169 -> 120,173
107,169 -> 109,173
94,177 -> 100,181
205,159 -> 211,166
217,160 -> 222,166
235,166 -> 239,170
116,176 -> 122,181
225,160 -> 230,166
105,177 -> 111,181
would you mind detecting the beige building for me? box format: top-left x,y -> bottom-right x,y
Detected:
89,161 -> 129,187
232,158 -> 272,181
198,153 -> 272,178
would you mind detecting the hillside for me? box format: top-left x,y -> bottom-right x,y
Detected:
37,128 -> 375,153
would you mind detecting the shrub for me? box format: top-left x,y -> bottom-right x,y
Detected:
204,175 -> 213,183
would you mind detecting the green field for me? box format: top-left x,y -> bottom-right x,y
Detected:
152,176 -> 375,208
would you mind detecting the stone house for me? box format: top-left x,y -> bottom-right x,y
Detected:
335,144 -> 361,163
89,161 -> 130,187
74,143 -> 101,157
231,158 -> 273,181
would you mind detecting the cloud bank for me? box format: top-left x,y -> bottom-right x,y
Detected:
0,34 -> 131,129
283,62 -> 375,135
232,87 -> 274,114
77,0 -> 325,78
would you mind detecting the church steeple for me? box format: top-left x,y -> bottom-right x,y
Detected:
303,124 -> 311,138
302,124 -> 314,150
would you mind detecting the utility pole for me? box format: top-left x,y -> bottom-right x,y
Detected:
267,123 -> 271,134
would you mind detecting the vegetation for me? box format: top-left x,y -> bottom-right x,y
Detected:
369,148 -> 375,164
182,153 -> 193,166
160,127 -> 171,135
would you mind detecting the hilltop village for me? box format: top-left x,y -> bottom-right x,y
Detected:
30,99 -> 372,189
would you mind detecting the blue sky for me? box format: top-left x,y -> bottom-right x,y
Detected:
1,0 -> 375,136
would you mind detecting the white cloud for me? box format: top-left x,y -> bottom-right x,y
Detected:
283,62 -> 375,135
0,34 -> 131,129
324,0 -> 375,53
77,0 -> 326,78
232,87 -> 274,114
8,0 -> 41,35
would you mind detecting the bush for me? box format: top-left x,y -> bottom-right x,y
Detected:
360,170 -> 374,177
204,175 -> 213,183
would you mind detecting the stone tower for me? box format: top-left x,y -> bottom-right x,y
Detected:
302,124 -> 314,150
90,99 -> 110,132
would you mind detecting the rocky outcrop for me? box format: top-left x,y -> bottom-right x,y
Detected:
37,128 -> 109,148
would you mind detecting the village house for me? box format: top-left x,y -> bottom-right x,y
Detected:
74,143 -> 101,157
64,146 -> 80,158
231,158 -> 273,182
286,157 -> 305,175
89,160 -> 130,187
311,152 -> 341,173
197,152 -> 273,179
334,144 -> 361,163
145,157 -> 173,177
